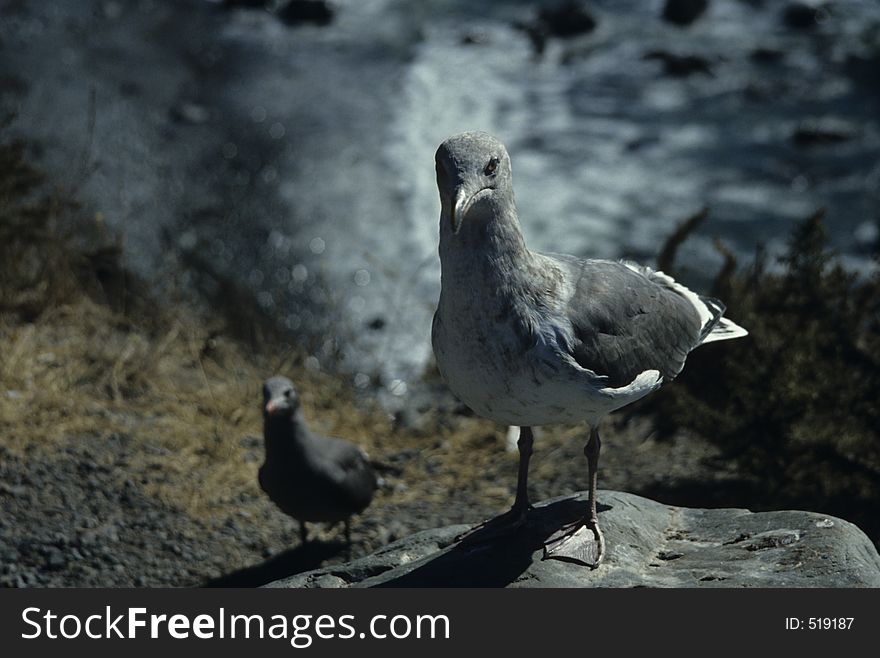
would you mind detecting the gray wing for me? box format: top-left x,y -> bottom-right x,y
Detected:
311,436 -> 377,513
550,257 -> 721,388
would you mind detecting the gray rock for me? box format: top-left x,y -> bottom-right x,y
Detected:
266,491 -> 880,588
171,103 -> 211,125
792,118 -> 856,147
782,3 -> 822,30
277,0 -> 334,27
663,0 -> 708,27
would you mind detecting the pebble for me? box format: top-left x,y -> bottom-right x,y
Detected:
46,548 -> 67,571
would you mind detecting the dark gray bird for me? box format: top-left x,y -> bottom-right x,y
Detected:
431,131 -> 747,567
259,376 -> 377,546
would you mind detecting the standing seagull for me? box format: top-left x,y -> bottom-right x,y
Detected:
431,132 -> 747,567
259,376 -> 377,547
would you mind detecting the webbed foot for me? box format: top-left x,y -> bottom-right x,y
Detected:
543,517 -> 604,568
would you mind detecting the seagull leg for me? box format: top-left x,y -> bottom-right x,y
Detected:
543,426 -> 605,568
456,426 -> 534,543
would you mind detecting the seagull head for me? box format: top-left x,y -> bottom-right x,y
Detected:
435,131 -> 512,235
263,375 -> 300,418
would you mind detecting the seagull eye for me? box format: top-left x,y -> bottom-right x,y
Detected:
484,157 -> 499,176
284,389 -> 292,398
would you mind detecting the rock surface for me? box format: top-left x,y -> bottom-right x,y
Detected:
267,491 -> 880,588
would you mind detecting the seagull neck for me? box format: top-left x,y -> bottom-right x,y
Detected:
440,195 -> 530,267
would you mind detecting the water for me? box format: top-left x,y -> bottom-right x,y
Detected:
3,0 -> 879,393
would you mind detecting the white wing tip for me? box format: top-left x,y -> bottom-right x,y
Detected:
600,368 -> 663,397
702,317 -> 749,344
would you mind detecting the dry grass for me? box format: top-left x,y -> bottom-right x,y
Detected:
0,289 -> 536,526
0,292 -> 399,515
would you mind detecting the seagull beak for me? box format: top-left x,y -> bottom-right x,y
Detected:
451,185 -> 481,235
451,187 -> 468,235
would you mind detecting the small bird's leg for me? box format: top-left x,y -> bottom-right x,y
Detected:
543,425 -> 605,567
456,426 -> 533,543
300,521 -> 308,545
344,519 -> 352,559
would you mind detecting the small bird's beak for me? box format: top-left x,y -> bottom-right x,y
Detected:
265,399 -> 286,417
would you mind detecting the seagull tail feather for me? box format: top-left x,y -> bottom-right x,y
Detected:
701,316 -> 749,344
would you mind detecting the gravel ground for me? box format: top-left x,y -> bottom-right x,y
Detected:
0,412 -> 730,587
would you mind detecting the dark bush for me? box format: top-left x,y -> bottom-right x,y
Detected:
0,139 -> 133,320
642,211 -> 880,543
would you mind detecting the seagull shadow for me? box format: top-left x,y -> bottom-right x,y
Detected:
371,496 -> 611,588
203,540 -> 347,587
